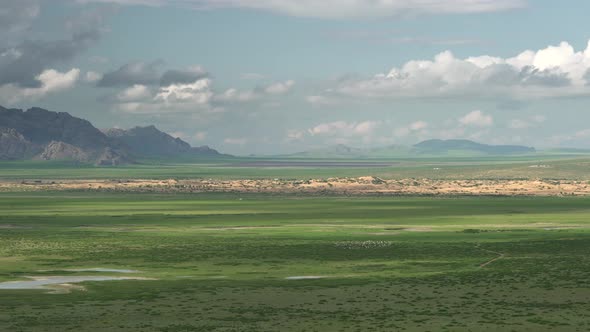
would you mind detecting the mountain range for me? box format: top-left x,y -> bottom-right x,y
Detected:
288,139 -> 536,159
0,106 -> 223,165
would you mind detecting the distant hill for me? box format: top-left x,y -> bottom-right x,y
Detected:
413,139 -> 535,155
286,140 -> 535,159
0,105 -> 227,165
287,144 -> 411,159
289,144 -> 366,158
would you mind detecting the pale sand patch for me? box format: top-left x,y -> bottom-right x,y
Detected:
0,224 -> 30,229
286,276 -> 326,280
362,232 -> 401,236
403,227 -> 433,232
543,227 -> 581,230
0,276 -> 155,293
46,283 -> 86,294
49,268 -> 140,273
202,226 -> 280,231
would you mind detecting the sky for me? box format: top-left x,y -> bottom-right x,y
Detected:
1,0 -> 590,155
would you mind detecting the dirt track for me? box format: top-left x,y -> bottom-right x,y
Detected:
2,176 -> 590,196
475,243 -> 506,268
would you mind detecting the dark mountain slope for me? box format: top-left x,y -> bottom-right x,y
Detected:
0,106 -> 129,164
0,105 -> 226,164
104,125 -> 222,158
0,106 -> 111,150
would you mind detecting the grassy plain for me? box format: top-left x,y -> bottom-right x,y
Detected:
1,154 -> 590,180
1,192 -> 590,331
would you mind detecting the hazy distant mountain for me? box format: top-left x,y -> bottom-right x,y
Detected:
413,139 -> 535,155
286,140 -> 535,159
104,125 -> 223,158
288,144 -> 411,159
290,144 -> 366,158
0,105 -> 226,165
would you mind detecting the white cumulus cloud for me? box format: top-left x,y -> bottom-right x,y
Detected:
0,68 -> 80,104
308,120 -> 379,137
459,110 -> 493,127
265,80 -> 295,94
325,40 -> 590,100
216,80 -> 295,103
112,72 -> 215,114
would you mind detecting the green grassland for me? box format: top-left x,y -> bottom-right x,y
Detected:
1,192 -> 590,331
1,154 -> 590,180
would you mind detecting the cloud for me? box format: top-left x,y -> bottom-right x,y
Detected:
509,115 -> 546,129
116,84 -> 152,102
508,119 -> 532,129
97,60 -> 209,88
215,88 -> 258,103
306,95 -> 339,107
0,6 -> 109,89
224,137 -> 247,145
159,66 -> 208,86
308,120 -> 379,137
105,63 -> 294,115
108,64 -> 216,114
155,78 -> 213,104
215,80 -> 295,103
264,80 -> 295,94
550,128 -> 590,147
0,68 -> 80,104
78,0 -> 526,19
0,0 -> 40,40
115,79 -> 214,114
319,40 -> 590,101
394,121 -> 429,138
286,129 -> 305,142
97,60 -> 164,87
409,121 -> 428,131
459,110 -> 493,127
194,131 -> 207,141
85,71 -> 103,83
0,32 -> 100,89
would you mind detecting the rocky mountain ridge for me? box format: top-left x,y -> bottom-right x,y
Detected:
0,105 -> 224,165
